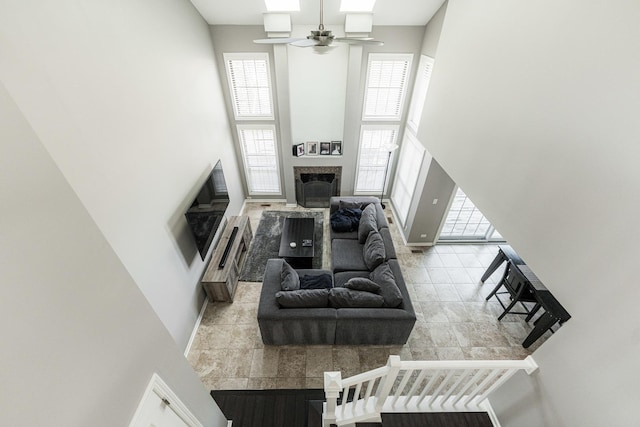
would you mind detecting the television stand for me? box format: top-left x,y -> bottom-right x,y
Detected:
201,215 -> 252,302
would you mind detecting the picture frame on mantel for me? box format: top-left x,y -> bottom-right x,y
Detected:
306,141 -> 318,156
320,142 -> 331,155
293,143 -> 304,157
331,141 -> 342,155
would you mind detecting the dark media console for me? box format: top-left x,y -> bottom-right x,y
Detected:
201,215 -> 252,302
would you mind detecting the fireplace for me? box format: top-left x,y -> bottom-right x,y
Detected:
294,167 -> 341,208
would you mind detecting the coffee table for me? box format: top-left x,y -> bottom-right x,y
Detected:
278,217 -> 315,268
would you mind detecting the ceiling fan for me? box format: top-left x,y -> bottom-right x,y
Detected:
253,0 -> 384,48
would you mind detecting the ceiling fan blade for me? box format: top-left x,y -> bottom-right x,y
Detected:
290,39 -> 321,47
335,38 -> 384,46
253,37 -> 305,44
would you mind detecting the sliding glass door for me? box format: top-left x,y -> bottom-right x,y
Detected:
439,188 -> 503,241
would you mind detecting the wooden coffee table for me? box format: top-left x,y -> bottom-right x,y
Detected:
278,217 -> 315,268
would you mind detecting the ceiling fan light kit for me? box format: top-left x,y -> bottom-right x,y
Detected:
254,0 -> 383,48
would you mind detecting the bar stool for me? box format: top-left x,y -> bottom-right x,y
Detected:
485,260 -> 541,321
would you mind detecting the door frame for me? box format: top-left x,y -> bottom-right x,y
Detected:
129,373 -> 204,427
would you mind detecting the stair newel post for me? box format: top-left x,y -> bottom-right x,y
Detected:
323,371 -> 342,427
374,355 -> 402,413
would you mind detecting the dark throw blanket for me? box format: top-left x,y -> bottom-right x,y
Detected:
330,208 -> 362,232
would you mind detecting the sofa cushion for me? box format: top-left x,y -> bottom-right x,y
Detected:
358,204 -> 378,243
281,260 -> 300,291
331,239 -> 368,272
339,200 -> 366,211
329,288 -> 384,308
370,262 -> 403,308
379,228 -> 397,260
344,277 -> 381,294
333,271 -> 370,288
363,230 -> 386,270
300,273 -> 333,290
276,289 -> 330,308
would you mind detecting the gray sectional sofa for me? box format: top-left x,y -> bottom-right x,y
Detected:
257,197 -> 416,345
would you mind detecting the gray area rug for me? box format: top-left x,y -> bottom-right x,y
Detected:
239,211 -> 324,282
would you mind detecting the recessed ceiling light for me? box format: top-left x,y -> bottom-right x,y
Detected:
264,0 -> 300,12
340,0 -> 376,12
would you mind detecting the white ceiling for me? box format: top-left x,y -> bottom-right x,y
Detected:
190,0 -> 445,26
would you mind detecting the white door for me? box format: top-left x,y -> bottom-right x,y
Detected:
130,374 -> 203,427
136,391 -> 188,427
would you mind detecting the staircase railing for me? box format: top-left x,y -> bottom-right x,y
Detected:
323,355 -> 538,426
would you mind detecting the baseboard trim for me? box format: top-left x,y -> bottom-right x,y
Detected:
405,242 -> 435,247
184,297 -> 208,356
244,197 -> 287,203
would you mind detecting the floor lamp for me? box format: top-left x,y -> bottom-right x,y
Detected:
379,143 -> 399,209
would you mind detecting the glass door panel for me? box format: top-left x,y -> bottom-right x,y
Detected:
439,188 -> 503,241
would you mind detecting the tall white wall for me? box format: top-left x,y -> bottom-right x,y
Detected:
0,0 -> 245,348
0,81 -> 227,427
420,0 -> 640,425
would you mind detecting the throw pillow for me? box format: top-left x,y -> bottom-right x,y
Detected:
369,262 -> 403,308
300,273 -> 333,290
344,277 -> 381,294
328,287 -> 384,308
338,200 -> 365,211
280,260 -> 300,291
363,230 -> 386,270
276,289 -> 330,308
358,203 -> 378,243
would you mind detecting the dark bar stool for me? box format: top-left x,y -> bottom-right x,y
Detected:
480,245 -> 526,282
485,260 -> 541,321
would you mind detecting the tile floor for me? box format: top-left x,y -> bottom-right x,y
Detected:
187,202 -> 551,390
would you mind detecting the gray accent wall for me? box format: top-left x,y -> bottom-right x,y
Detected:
419,0 -> 640,425
405,159 -> 456,243
0,0 -> 245,349
0,80 -> 227,427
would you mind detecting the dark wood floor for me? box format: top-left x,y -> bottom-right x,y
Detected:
211,389 -> 325,427
211,389 -> 493,427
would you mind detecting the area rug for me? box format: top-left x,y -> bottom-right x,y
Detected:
239,211 -> 324,282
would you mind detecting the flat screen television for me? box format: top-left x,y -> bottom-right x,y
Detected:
185,160 -> 230,260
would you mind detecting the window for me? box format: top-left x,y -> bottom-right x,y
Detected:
224,53 -> 274,120
237,125 -> 281,195
406,55 -> 434,133
391,132 -> 425,225
354,125 -> 399,194
362,53 -> 413,121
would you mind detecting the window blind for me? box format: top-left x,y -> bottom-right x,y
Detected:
406,55 -> 434,133
237,125 -> 281,194
224,53 -> 274,120
363,54 -> 413,121
354,125 -> 399,193
391,132 -> 425,225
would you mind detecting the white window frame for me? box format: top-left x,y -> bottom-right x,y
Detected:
406,54 -> 434,134
354,124 -> 400,195
236,124 -> 282,195
362,53 -> 413,121
391,131 -> 425,226
224,52 -> 275,120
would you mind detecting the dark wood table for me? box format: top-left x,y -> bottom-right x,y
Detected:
480,245 -> 526,282
517,265 -> 571,348
278,217 -> 315,268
